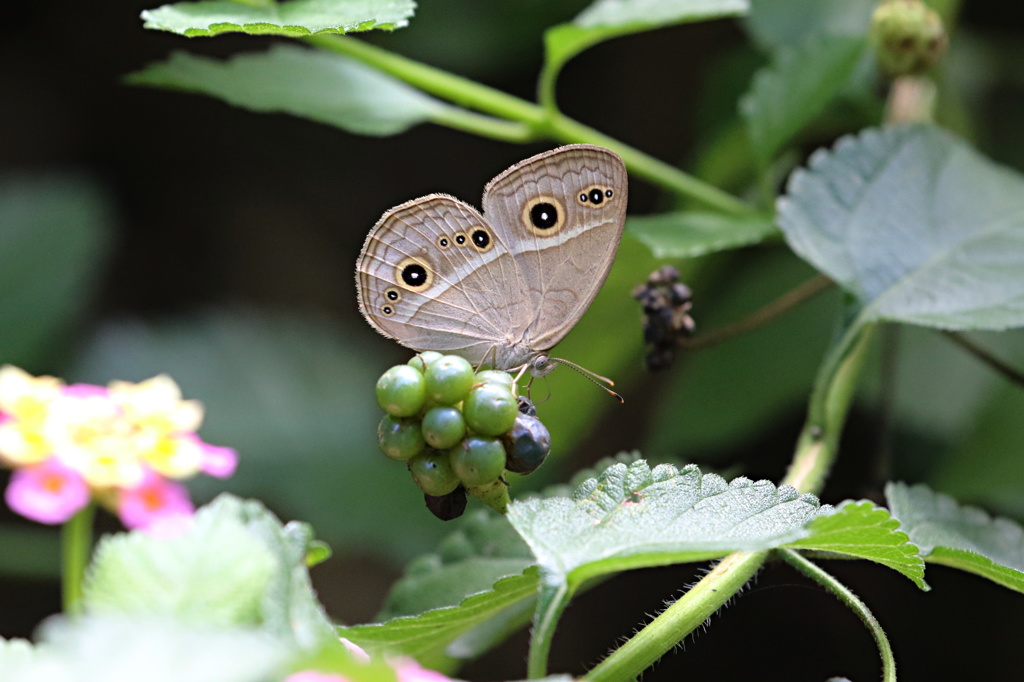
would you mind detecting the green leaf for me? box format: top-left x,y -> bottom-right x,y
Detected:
745,0 -> 874,51
886,482 -> 1024,592
787,500 -> 927,589
127,45 -> 446,136
509,460 -> 826,588
777,125 -> 1024,331
340,567 -> 540,668
84,497 -> 278,626
740,35 -> 866,166
544,0 -> 748,81
0,174 -> 112,369
627,210 -> 776,258
72,308 -> 452,560
141,0 -> 415,37
16,615 -> 290,682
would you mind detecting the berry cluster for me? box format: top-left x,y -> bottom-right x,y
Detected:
633,265 -> 696,371
375,352 -> 551,520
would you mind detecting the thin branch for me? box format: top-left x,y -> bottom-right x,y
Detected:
943,331 -> 1024,388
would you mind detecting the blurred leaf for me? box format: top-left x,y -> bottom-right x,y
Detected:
544,0 -> 747,79
0,525 -> 61,579
0,638 -> 35,676
0,174 -> 112,371
887,482 -> 1024,592
646,249 -> 838,457
72,308 -> 449,560
777,125 -> 1024,331
128,45 -> 447,136
17,615 -> 289,682
740,35 -> 866,166
306,540 -> 333,567
141,0 -> 415,37
788,500 -> 927,589
745,0 -> 874,51
627,211 -> 776,258
341,567 -> 540,668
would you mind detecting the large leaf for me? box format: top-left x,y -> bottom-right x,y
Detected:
740,35 -> 866,166
788,500 -> 927,589
777,125 -> 1024,331
627,211 -> 776,258
0,174 -> 112,370
886,482 -> 1024,592
341,568 -> 540,669
85,495 -> 337,646
128,45 -> 446,136
71,308 -> 450,559
745,0 -> 874,51
544,0 -> 748,84
141,0 -> 415,37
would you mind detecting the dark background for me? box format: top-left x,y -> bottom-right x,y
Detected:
2,0 -> 1023,679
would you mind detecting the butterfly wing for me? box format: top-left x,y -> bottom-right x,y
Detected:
356,194 -> 532,364
480,144 -> 628,352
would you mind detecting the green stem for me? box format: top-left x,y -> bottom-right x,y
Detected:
778,549 -> 896,682
303,34 -> 753,216
583,551 -> 768,682
61,503 -> 95,616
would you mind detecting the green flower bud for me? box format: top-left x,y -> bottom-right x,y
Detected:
870,0 -> 947,77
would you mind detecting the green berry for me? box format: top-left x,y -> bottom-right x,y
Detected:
377,415 -> 425,461
474,370 -> 516,390
502,414 -> 551,475
424,355 -> 475,405
408,351 -> 444,374
376,365 -> 426,417
422,406 -> 467,449
463,383 -> 518,436
450,436 -> 507,488
408,450 -> 460,496
465,479 -> 510,515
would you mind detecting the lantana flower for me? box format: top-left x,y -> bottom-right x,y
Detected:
0,365 -> 237,532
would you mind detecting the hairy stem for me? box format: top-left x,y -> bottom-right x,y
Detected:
778,549 -> 896,682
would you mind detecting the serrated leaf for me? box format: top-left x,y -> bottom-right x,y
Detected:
886,482 -> 1024,592
627,210 -> 776,258
777,125 -> 1024,331
740,35 -> 866,165
544,0 -> 747,81
0,174 -> 112,369
16,615 -> 289,682
84,498 -> 278,626
141,0 -> 415,37
787,500 -> 927,589
509,461 -> 826,589
340,567 -> 540,668
0,638 -> 35,678
127,45 -> 446,136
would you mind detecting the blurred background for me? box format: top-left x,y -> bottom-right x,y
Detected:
2,0 -> 1023,679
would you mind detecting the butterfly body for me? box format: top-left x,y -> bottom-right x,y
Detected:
356,145 -> 627,372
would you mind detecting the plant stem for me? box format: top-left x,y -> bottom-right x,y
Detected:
61,503 -> 95,616
303,34 -> 754,216
942,331 -> 1024,387
679,274 -> 834,351
583,551 -> 768,682
778,549 -> 896,682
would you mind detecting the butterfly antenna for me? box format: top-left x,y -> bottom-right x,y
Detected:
549,357 -> 624,403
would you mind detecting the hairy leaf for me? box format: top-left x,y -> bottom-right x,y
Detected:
127,46 -> 446,136
887,482 -> 1024,592
740,35 -> 866,165
141,0 -> 415,37
777,125 -> 1024,331
627,210 -> 776,258
787,500 -> 927,589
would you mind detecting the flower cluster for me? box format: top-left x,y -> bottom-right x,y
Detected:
0,365 -> 236,532
285,639 -> 452,682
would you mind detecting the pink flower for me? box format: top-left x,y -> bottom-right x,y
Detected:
394,660 -> 453,682
196,438 -> 238,478
4,458 -> 90,524
284,673 -> 351,682
117,469 -> 194,533
340,637 -> 370,663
